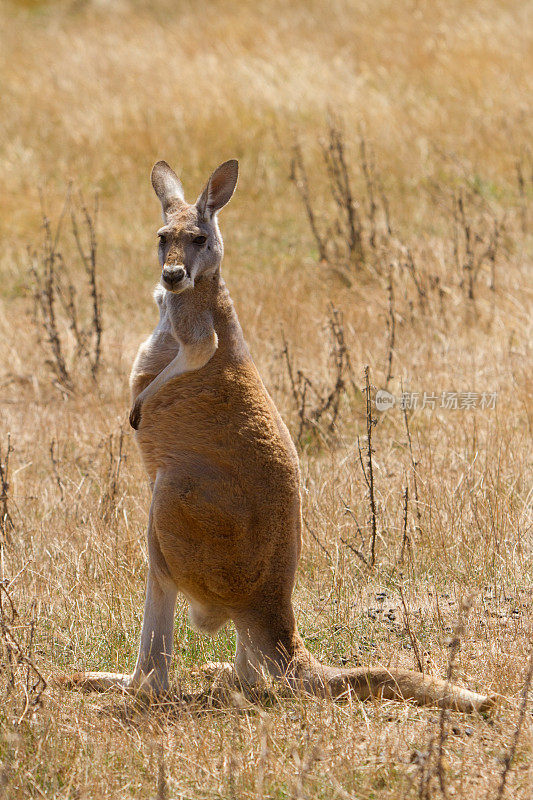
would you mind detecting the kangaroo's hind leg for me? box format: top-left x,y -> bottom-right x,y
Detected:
56,506 -> 178,697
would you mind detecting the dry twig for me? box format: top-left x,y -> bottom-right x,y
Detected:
385,262 -> 396,387
402,390 -> 422,537
321,118 -> 365,268
398,584 -> 424,674
290,119 -> 395,279
0,435 -> 15,545
515,157 -> 528,236
49,439 -> 65,502
30,188 -> 103,390
289,141 -> 327,263
494,649 -> 533,800
357,367 -> 378,566
452,190 -> 503,301
30,191 -> 73,389
0,581 -> 47,722
399,485 -> 410,565
281,307 -> 356,447
70,191 -> 102,377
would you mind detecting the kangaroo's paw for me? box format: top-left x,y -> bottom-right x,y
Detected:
129,399 -> 142,430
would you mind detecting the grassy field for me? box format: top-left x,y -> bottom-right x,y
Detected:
0,0 -> 532,797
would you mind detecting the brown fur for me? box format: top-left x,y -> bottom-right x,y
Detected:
57,162 -> 494,713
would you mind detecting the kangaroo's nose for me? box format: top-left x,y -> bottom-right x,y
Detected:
162,265 -> 186,285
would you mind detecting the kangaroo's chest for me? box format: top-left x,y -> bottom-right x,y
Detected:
135,356 -> 299,490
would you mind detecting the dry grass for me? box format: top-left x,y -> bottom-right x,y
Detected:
0,0 -> 532,797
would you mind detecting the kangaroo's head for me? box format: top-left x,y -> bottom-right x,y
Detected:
150,159 -> 238,294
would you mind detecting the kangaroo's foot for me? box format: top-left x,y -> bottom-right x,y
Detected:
53,670 -> 165,698
235,610 -> 495,714
58,534 -> 178,701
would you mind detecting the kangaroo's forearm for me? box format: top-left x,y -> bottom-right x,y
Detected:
142,329 -> 218,400
129,329 -> 218,429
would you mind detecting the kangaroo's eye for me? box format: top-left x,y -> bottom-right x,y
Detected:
158,234 -> 166,246
193,235 -> 207,245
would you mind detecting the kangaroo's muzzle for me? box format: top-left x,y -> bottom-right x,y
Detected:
161,264 -> 188,291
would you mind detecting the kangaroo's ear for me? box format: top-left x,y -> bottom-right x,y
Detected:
196,159 -> 238,218
151,161 -> 185,214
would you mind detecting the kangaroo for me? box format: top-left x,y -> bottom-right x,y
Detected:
62,159 -> 492,713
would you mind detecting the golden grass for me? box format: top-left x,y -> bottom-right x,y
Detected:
0,0 -> 532,797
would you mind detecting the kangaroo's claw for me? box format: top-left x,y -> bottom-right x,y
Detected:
129,400 -> 142,430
